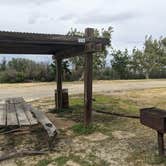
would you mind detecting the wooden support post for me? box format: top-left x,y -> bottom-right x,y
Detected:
157,131 -> 164,156
84,28 -> 94,126
56,58 -> 62,110
84,52 -> 93,126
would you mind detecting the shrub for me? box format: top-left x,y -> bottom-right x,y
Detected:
0,69 -> 25,83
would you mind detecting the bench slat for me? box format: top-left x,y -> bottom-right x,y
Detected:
14,102 -> 30,126
6,97 -> 38,126
23,103 -> 38,125
7,97 -> 24,104
30,107 -> 57,137
2,97 -> 57,142
6,102 -> 18,126
0,104 -> 6,126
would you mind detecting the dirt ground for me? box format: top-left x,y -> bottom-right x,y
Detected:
1,80 -> 166,166
0,79 -> 166,101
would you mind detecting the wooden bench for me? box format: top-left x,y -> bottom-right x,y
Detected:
0,97 -> 58,147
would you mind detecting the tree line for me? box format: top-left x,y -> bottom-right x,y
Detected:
111,36 -> 166,79
0,27 -> 166,83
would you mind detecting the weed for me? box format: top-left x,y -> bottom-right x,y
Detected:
15,160 -> 25,166
145,154 -> 166,165
71,123 -> 96,135
36,158 -> 52,166
54,156 -> 69,166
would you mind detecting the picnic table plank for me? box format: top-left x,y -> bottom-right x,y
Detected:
10,98 -> 31,126
1,97 -> 57,140
31,107 -> 57,137
0,104 -> 6,126
11,97 -> 24,104
6,97 -> 37,126
23,103 -> 38,125
14,102 -> 30,126
6,102 -> 18,126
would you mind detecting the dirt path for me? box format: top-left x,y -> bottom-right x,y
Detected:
0,79 -> 166,101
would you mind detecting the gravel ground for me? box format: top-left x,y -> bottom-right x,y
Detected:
0,79 -> 166,101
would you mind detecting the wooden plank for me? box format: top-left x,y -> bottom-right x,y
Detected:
14,102 -> 30,126
23,103 -> 38,125
52,47 -> 84,59
0,104 -> 6,126
30,106 -> 57,137
6,101 -> 18,126
10,97 -> 38,125
6,98 -> 29,126
12,97 -> 24,104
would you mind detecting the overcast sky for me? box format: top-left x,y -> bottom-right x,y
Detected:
0,0 -> 165,62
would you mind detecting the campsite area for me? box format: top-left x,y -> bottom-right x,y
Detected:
1,79 -> 166,166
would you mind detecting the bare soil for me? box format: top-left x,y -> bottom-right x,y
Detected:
0,80 -> 166,166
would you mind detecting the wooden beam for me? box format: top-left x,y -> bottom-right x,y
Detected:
56,58 -> 62,110
52,46 -> 84,59
0,30 -> 109,55
84,28 -> 94,126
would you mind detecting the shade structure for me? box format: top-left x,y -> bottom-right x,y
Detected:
0,28 -> 110,126
0,30 -> 109,58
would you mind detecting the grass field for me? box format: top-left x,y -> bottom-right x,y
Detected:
1,80 -> 166,166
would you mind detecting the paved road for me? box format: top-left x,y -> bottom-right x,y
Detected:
0,80 -> 166,101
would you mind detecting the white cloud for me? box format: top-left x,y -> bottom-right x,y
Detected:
60,11 -> 139,24
0,0 -> 57,6
0,0 -> 165,54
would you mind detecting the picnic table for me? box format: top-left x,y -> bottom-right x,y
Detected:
0,97 -> 58,146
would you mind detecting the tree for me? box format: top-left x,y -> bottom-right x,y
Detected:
162,37 -> 166,47
0,57 -> 7,71
50,60 -> 71,81
111,49 -> 130,79
67,27 -> 113,80
130,48 -> 144,78
131,36 -> 165,79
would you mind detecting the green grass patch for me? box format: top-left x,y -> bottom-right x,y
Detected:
50,108 -> 73,114
53,94 -> 139,124
71,123 -> 96,135
68,94 -> 139,117
36,158 -> 52,166
54,156 -> 70,166
145,154 -> 166,165
93,95 -> 139,116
